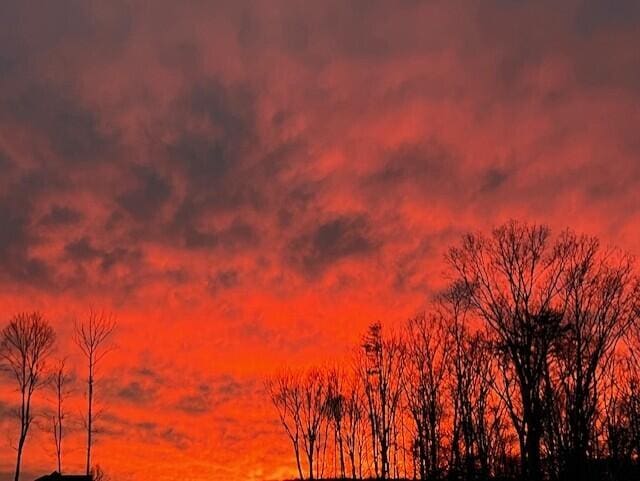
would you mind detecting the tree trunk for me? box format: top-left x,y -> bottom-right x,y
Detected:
336,425 -> 345,478
57,388 -> 63,473
348,442 -> 356,480
14,433 -> 25,481
294,441 -> 304,480
86,371 -> 93,475
308,438 -> 314,480
525,421 -> 542,481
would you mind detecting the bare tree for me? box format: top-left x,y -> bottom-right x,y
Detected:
441,285 -> 473,477
73,310 -> 116,475
266,370 -> 305,480
441,285 -> 497,479
601,354 -> 633,463
265,222 -> 640,481
360,322 -> 406,479
447,221 -> 572,481
342,371 -> 365,480
326,367 -> 347,479
0,312 -> 56,481
405,313 -> 449,480
547,236 -> 640,478
50,358 -> 73,474
626,322 -> 640,462
299,367 -> 328,480
603,321 -> 640,465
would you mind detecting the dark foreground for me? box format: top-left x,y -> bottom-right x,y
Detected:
283,464 -> 640,481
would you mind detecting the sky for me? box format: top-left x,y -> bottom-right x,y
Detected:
0,1 -> 639,480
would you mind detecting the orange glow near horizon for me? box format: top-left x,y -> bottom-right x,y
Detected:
1,1 -> 640,480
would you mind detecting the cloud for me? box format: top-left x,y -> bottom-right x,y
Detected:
208,269 -> 241,293
117,166 -> 172,221
117,381 -> 157,405
175,390 -> 210,416
0,173 -> 55,287
166,79 -> 257,190
40,205 -> 84,227
2,82 -> 117,164
288,213 -> 378,277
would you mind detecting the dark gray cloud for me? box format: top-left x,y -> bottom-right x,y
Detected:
2,83 -> 117,164
98,411 -> 192,450
208,269 -> 241,293
160,427 -> 191,450
175,384 -> 211,415
575,0 -> 640,35
277,180 -> 322,229
0,0 -> 131,72
288,213 -> 377,276
174,211 -> 260,252
167,79 -> 256,189
64,236 -> 143,273
0,172 -> 59,287
40,205 -> 84,227
117,166 -> 172,221
118,381 -> 157,405
64,237 -> 101,261
476,167 -> 511,195
175,376 -> 254,416
366,140 -> 459,191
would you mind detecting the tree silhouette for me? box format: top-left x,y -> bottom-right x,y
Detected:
342,372 -> 365,480
0,312 -> 56,481
326,368 -> 346,479
405,314 -> 448,480
267,369 -> 305,480
441,285 -> 502,479
547,235 -> 639,478
266,221 -> 640,481
447,221 -> 571,481
360,323 -> 405,479
50,358 -> 72,474
74,310 -> 116,475
300,367 -> 328,480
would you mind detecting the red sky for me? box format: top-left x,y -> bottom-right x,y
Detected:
0,1 -> 639,480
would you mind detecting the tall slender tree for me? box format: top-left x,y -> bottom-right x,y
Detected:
326,367 -> 346,479
342,372 -> 365,480
405,313 -> 449,480
51,358 -> 72,474
299,367 -> 327,480
361,323 -> 406,479
0,312 -> 56,481
74,310 -> 116,475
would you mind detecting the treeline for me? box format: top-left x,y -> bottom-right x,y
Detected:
267,221 -> 640,481
0,310 -> 116,481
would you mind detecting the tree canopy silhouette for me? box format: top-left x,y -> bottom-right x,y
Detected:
267,221 -> 640,481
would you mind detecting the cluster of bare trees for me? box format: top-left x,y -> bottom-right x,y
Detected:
0,310 -> 116,481
267,221 -> 640,481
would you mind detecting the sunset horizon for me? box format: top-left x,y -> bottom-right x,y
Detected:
1,2 -> 640,481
